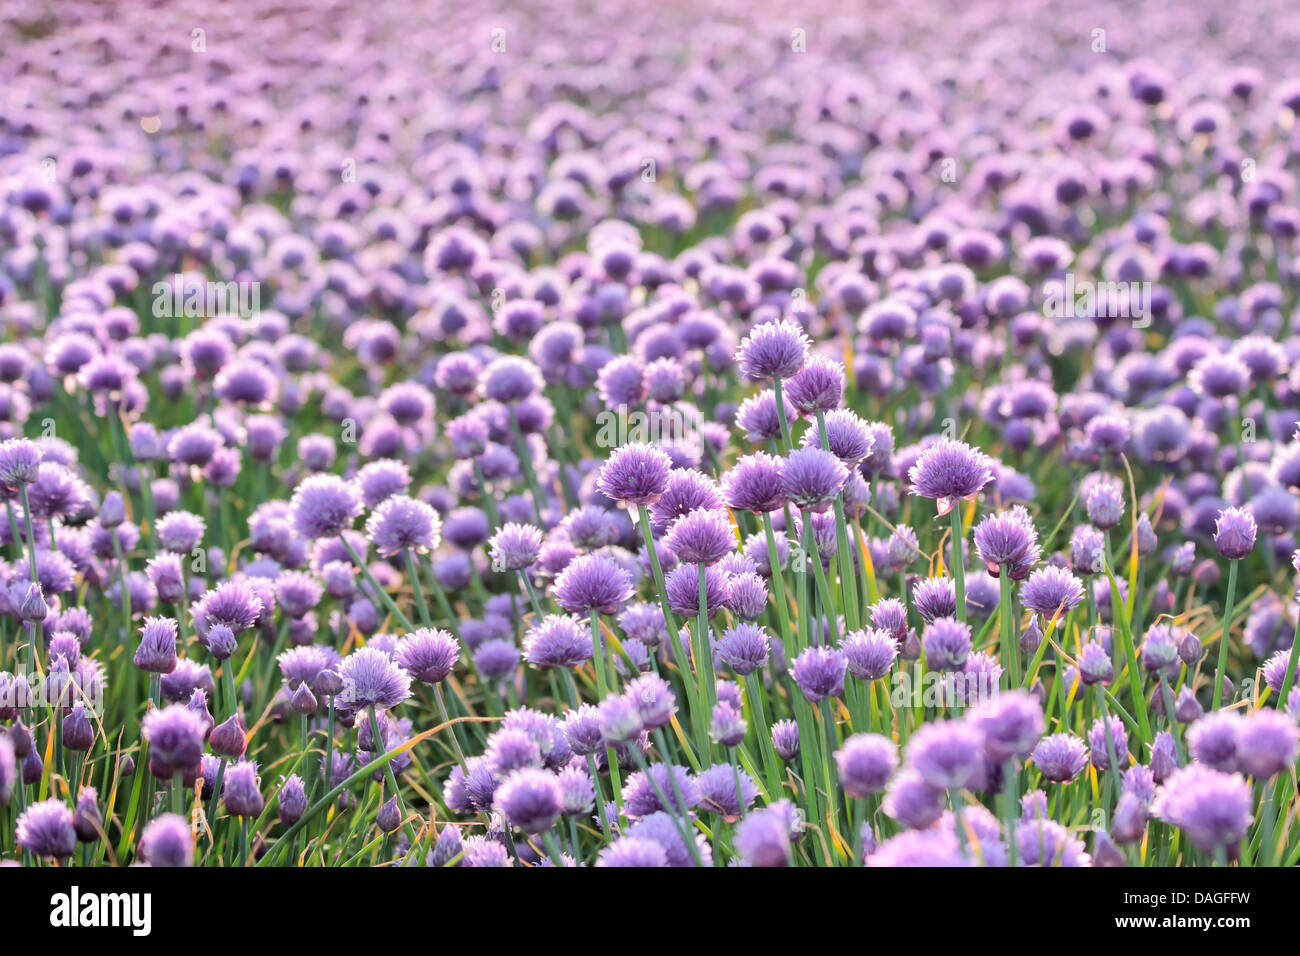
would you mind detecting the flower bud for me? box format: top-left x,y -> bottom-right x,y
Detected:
1019,615 -> 1043,655
209,714 -> 247,758
377,795 -> 402,833
62,703 -> 94,752
290,682 -> 318,715
73,787 -> 102,842
278,774 -> 307,826
18,583 -> 47,623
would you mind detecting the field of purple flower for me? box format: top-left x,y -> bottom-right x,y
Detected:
1,0 -> 1299,868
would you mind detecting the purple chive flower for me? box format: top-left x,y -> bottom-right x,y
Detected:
192,579 -> 262,639
883,770 -> 945,830
337,646 -> 413,712
629,811 -> 713,867
725,571 -> 769,622
1213,506 -> 1257,560
1088,715 -> 1130,770
922,617 -> 972,671
736,319 -> 810,382
0,438 -> 42,490
790,646 -> 847,702
709,702 -> 747,747
461,835 -> 511,868
625,674 -> 677,729
135,616 -> 178,673
497,767 -> 563,834
556,764 -> 595,816
553,553 -> 634,615
597,442 -> 673,506
715,623 -> 771,676
912,577 -> 957,622
427,824 -> 464,867
277,645 -> 341,696
665,562 -> 729,618
733,803 -> 795,866
1237,711 -> 1299,778
1151,764 -> 1253,853
222,760 -> 264,818
807,409 -> 875,465
141,704 -> 206,775
1016,817 -> 1091,867
290,684 -> 318,716
1264,649 -> 1295,695
598,836 -> 670,867
1122,764 -> 1157,806
523,615 -> 592,670
1112,792 -> 1148,845
1019,615 -> 1044,655
1140,623 -> 1181,676
483,730 -> 541,776
366,495 -> 442,556
736,392 -> 797,443
139,813 -> 194,867
1032,733 -> 1090,782
664,508 -> 736,565
623,763 -> 700,819
972,506 -> 1040,580
562,705 -> 605,756
722,452 -> 786,513
649,469 -> 725,535
0,736 -> 13,805
480,356 -> 543,403
276,572 -> 323,619
1084,477 -> 1125,531
15,798 -> 76,859
1189,353 -> 1250,398
772,719 -> 801,761
289,474 -> 363,539
618,603 -> 666,648
867,829 -> 968,867
1078,642 -> 1114,685
836,734 -> 899,798
1187,711 -> 1241,771
974,691 -> 1045,761
842,627 -> 898,681
489,523 -> 544,571
376,796 -> 402,834
696,764 -> 759,817
1170,542 -> 1196,576
597,694 -> 644,745
1019,565 -> 1086,616
871,599 -> 908,644
394,628 -> 459,684
781,447 -> 848,513
784,355 -> 845,412
908,439 -> 994,515
204,624 -> 237,661
355,459 -> 412,508
1070,525 -> 1106,574
906,721 -> 986,791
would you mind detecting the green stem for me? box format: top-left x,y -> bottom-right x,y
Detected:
949,505 -> 967,625
1211,560 -> 1239,711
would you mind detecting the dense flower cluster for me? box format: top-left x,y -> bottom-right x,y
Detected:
0,0 -> 1298,870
